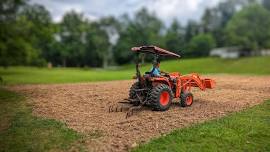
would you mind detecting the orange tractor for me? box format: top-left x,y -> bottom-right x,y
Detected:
109,46 -> 215,117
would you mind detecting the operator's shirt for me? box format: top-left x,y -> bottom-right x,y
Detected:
150,67 -> 161,76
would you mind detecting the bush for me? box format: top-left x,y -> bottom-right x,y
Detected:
187,34 -> 216,57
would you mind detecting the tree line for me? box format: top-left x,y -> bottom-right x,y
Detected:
1,0 -> 270,68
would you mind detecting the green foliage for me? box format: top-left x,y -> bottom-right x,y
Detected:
263,0 -> 270,10
0,56 -> 269,84
87,22 -> 110,67
133,100 -> 270,152
184,20 -> 200,43
0,20 -> 39,66
59,11 -> 87,67
1,0 -> 269,67
225,4 -> 270,51
0,0 -> 26,67
0,2 -> 53,67
0,0 -> 26,23
114,8 -> 164,64
98,16 -> 121,68
55,11 -> 117,68
188,34 -> 216,57
0,88 -> 86,151
165,19 -> 185,55
20,4 -> 55,64
200,0 -> 258,47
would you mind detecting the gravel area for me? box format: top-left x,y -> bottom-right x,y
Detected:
8,74 -> 270,152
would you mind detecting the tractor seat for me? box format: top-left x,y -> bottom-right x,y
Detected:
145,72 -> 151,75
144,71 -> 162,77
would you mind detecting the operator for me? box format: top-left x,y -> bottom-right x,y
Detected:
149,60 -> 161,77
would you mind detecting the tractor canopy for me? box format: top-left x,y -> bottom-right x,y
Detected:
131,45 -> 181,58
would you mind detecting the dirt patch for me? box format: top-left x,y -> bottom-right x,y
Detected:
8,75 -> 270,151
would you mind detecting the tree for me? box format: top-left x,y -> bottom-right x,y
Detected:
198,0 -> 259,48
263,0 -> 270,11
19,4 -> 54,65
113,15 -> 139,64
84,21 -> 110,67
0,0 -> 26,23
0,0 -> 39,67
187,34 -> 216,57
58,11 -> 113,67
0,2 -> 55,67
201,8 -> 219,33
114,8 -> 164,65
225,5 -> 270,52
164,19 -> 185,54
185,20 -> 200,43
59,11 -> 86,67
98,16 -> 120,68
217,0 -> 257,26
134,8 -> 164,46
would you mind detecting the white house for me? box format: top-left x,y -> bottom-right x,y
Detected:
210,47 -> 241,59
210,47 -> 270,59
260,49 -> 270,56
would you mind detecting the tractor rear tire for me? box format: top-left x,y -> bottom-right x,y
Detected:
180,92 -> 193,107
150,84 -> 173,111
129,82 -> 140,106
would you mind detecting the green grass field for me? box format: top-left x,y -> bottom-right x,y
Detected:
0,56 -> 270,84
133,100 -> 270,152
0,88 -> 86,151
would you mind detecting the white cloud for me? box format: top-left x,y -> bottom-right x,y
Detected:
30,0 -> 222,25
140,0 -> 221,25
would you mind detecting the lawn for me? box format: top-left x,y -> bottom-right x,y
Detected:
0,88 -> 86,152
133,100 -> 270,152
0,56 -> 270,84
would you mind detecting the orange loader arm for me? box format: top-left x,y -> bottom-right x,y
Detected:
179,73 -> 215,92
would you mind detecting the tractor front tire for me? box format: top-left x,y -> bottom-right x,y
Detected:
129,82 -> 140,106
150,84 -> 173,111
180,92 -> 193,107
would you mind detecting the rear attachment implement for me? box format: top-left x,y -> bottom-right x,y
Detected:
108,99 -> 133,113
108,99 -> 146,118
109,88 -> 150,118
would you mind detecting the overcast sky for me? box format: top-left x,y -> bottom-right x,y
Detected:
30,0 -> 223,25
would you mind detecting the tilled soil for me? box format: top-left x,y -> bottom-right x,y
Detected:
8,75 -> 270,152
